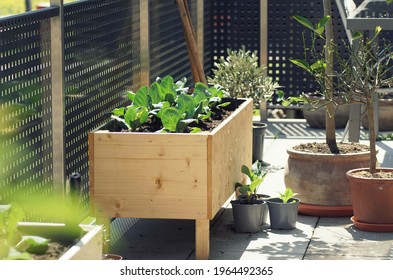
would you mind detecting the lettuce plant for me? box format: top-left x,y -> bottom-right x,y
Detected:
235,161 -> 267,204
111,75 -> 232,133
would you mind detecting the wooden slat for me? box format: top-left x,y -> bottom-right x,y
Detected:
60,225 -> 103,260
195,219 -> 209,260
91,132 -> 209,219
89,98 -> 253,221
209,99 -> 253,218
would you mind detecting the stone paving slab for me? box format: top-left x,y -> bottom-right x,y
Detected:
304,217 -> 393,260
110,219 -> 196,260
207,207 -> 318,260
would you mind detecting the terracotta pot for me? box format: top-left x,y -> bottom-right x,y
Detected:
284,147 -> 371,215
346,168 -> 393,230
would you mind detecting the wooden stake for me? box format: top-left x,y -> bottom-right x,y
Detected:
176,0 -> 206,84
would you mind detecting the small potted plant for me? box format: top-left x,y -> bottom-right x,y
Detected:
230,161 -> 268,233
208,46 -> 281,162
343,26 -> 393,232
267,188 -> 300,230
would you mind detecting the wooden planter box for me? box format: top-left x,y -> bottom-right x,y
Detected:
17,223 -> 103,260
88,98 -> 253,259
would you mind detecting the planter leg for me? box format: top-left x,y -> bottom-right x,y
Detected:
195,219 -> 209,260
96,216 -> 111,254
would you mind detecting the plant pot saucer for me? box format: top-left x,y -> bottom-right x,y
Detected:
102,253 -> 123,260
351,216 -> 393,232
299,203 -> 353,217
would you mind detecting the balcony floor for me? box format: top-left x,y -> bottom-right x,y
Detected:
108,119 -> 393,260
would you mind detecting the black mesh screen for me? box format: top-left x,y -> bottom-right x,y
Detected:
268,0 -> 350,97
210,0 -> 260,64
64,0 -> 141,208
149,0 -> 196,85
0,8 -> 59,202
204,0 -> 212,77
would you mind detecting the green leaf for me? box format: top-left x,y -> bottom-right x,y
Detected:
194,82 -> 209,95
352,31 -> 363,41
16,236 -> 49,255
198,111 -> 211,120
112,107 -> 125,116
164,93 -> 175,104
190,127 -> 202,133
160,107 -> 183,132
293,15 -> 314,31
217,101 -> 231,108
278,188 -> 298,203
248,178 -> 264,193
124,106 -> 149,131
160,76 -> 177,100
149,82 -> 162,104
127,91 -> 135,102
241,165 -> 253,180
193,91 -> 207,105
175,77 -> 187,89
177,94 -> 196,119
310,60 -> 326,72
315,16 -> 330,35
160,75 -> 174,91
289,59 -> 311,73
133,86 -> 149,107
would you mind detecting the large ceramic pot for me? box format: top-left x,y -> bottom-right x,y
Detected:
284,146 -> 371,216
346,168 -> 393,232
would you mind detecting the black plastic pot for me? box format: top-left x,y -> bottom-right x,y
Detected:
267,198 -> 300,230
231,200 -> 266,233
252,122 -> 267,163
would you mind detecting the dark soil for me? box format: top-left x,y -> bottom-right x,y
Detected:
293,142 -> 369,154
104,98 -> 242,133
30,241 -> 71,260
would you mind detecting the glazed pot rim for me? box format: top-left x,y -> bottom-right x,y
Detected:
346,167 -> 393,181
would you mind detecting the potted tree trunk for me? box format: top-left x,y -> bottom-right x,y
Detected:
302,93 -> 350,129
282,1 -> 373,217
344,25 -> 393,232
361,92 -> 393,131
89,76 -> 253,259
267,188 -> 300,230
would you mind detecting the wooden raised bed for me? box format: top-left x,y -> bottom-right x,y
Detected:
17,222 -> 103,260
88,98 -> 253,259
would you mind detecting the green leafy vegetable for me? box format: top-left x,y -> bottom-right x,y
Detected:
278,188 -> 298,203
